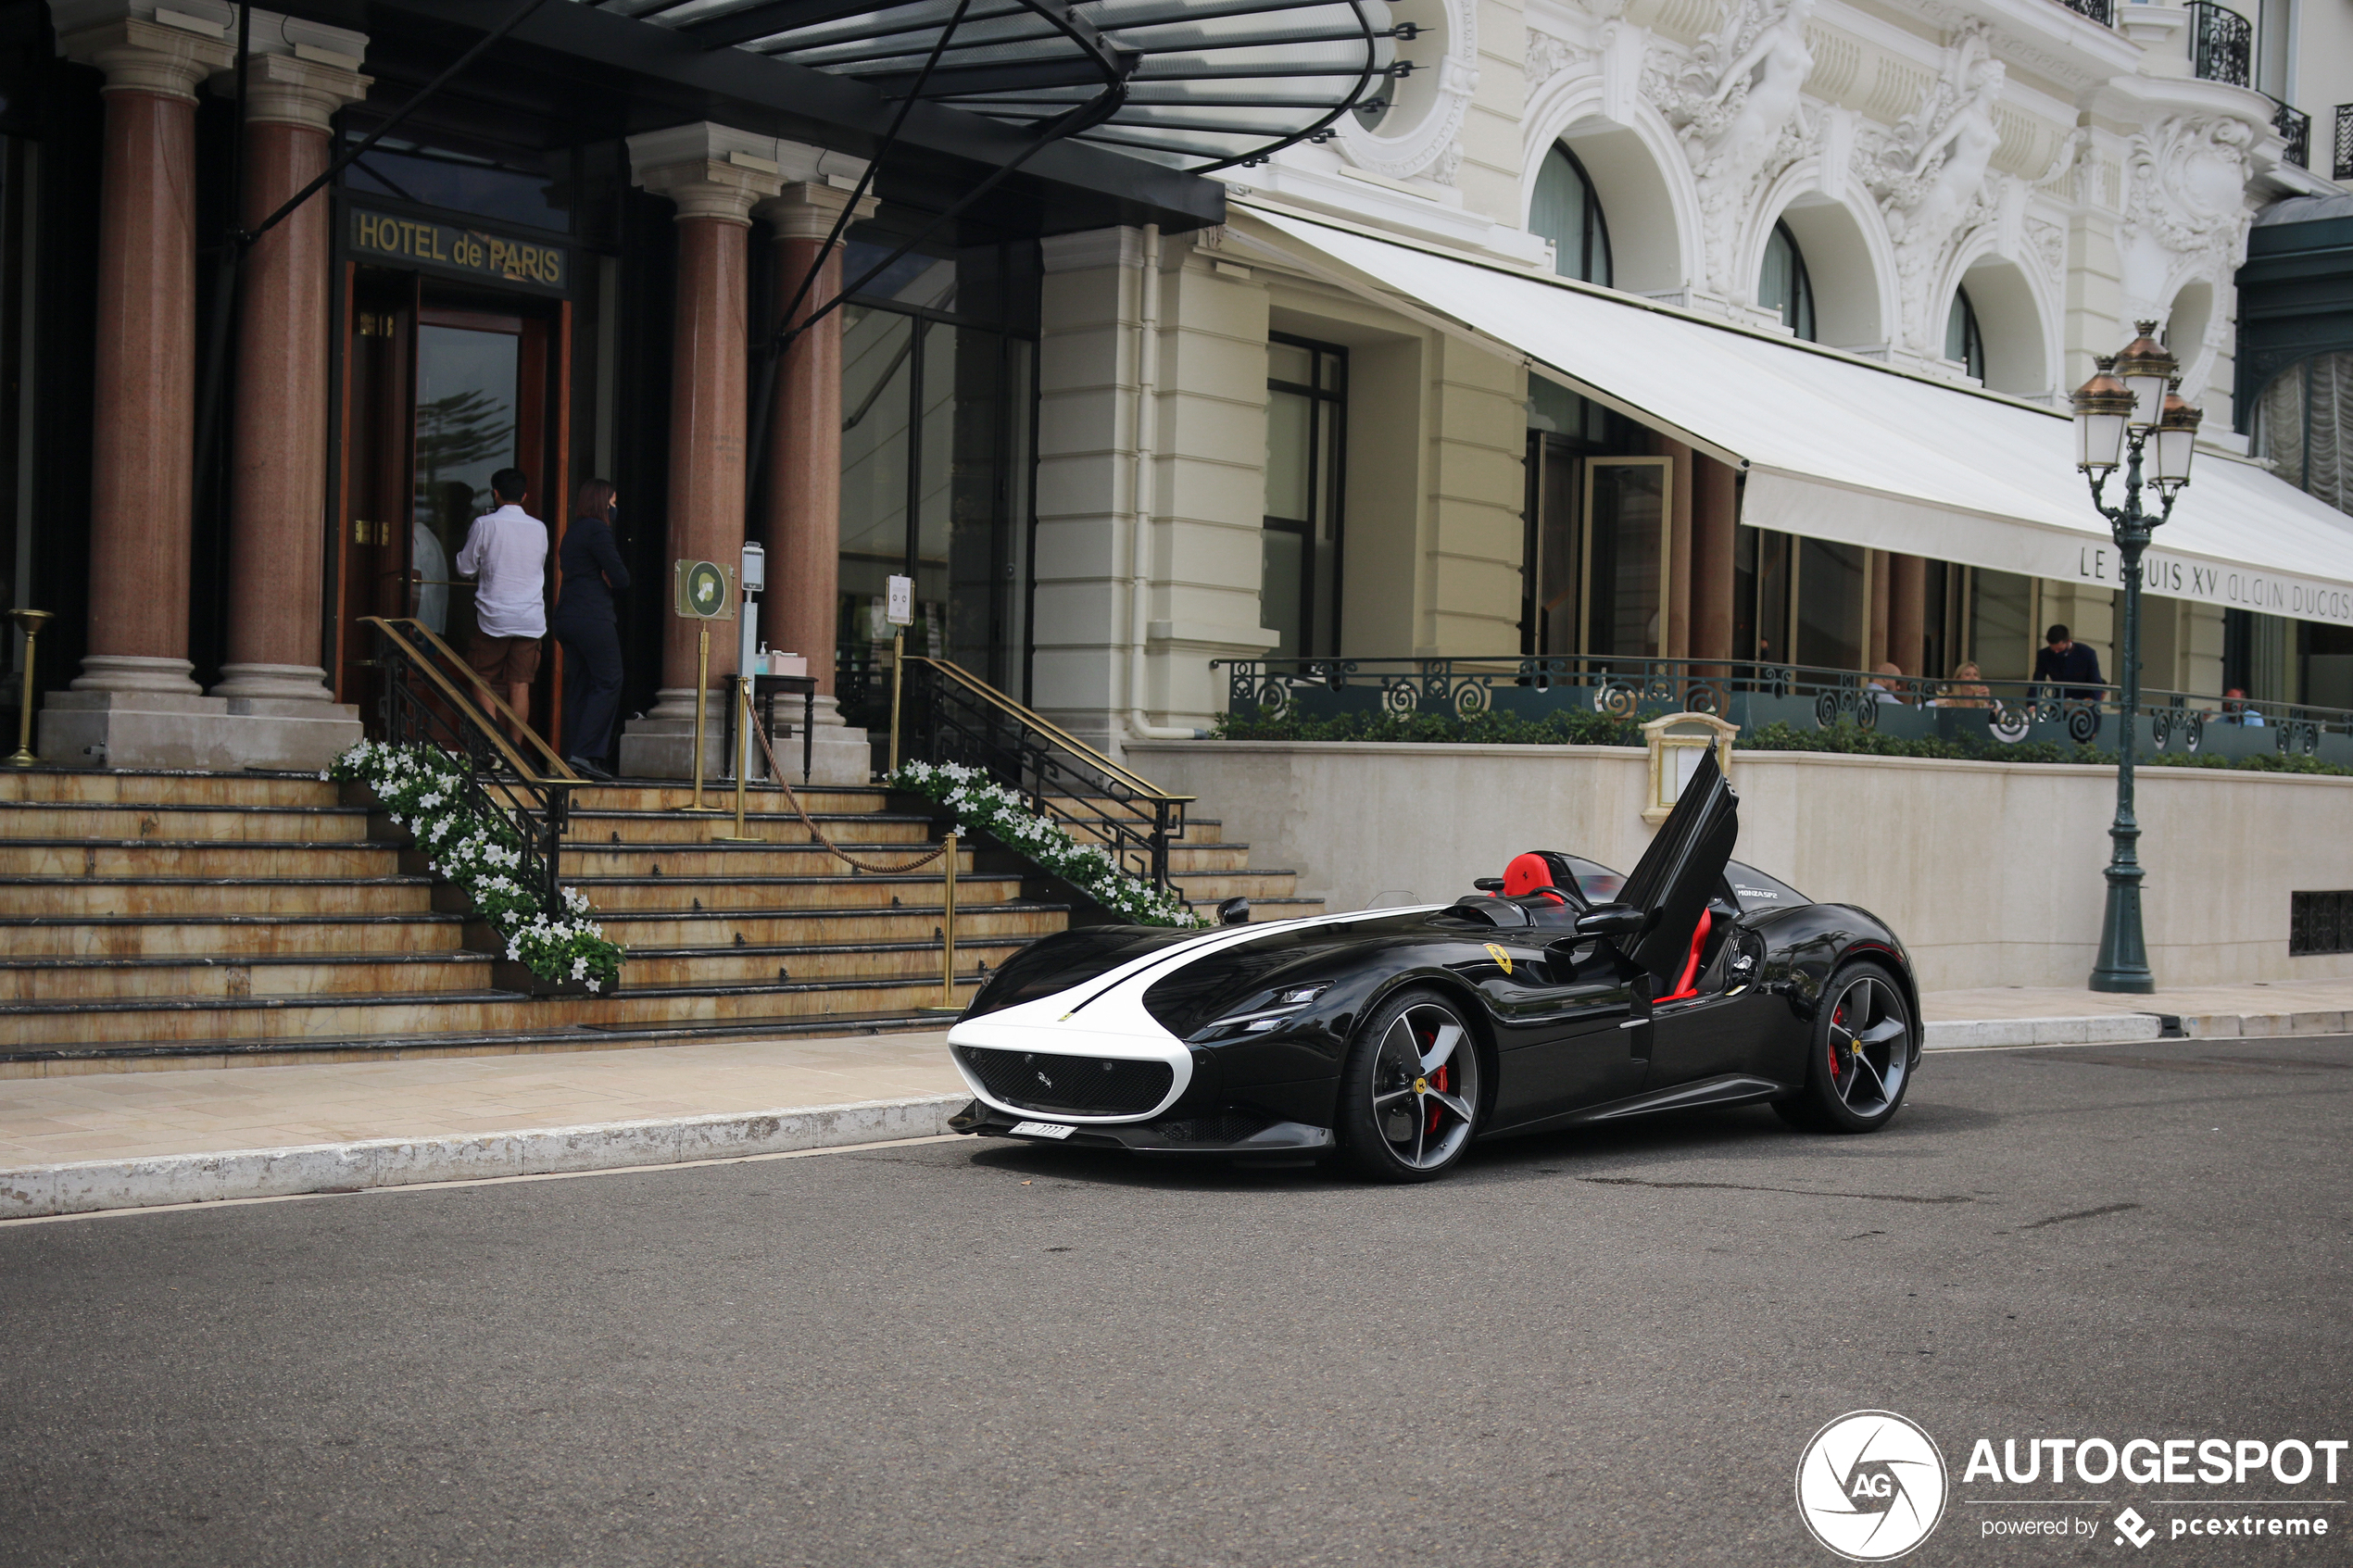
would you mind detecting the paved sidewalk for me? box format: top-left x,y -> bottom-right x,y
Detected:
5,980 -> 2349,1221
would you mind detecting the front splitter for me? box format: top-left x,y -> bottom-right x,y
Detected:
946,1099 -> 1334,1156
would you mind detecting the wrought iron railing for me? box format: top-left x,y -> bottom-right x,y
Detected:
1215,654 -> 2353,766
361,617 -> 582,920
2271,97 -> 2311,169
2335,104 -> 2353,182
2189,0 -> 2251,87
2051,0 -> 2111,27
900,656 -> 1192,892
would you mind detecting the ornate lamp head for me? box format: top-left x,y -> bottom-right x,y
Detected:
2152,379 -> 2203,494
2111,320 -> 2177,430
2070,357 -> 2136,474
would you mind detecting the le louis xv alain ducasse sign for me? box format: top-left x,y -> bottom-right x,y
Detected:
346,207 -> 567,294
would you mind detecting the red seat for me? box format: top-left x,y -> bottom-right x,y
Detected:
1502,852 -> 1569,903
1656,909 -> 1712,1002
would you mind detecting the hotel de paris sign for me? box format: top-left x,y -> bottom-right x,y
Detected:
344,205 -> 568,295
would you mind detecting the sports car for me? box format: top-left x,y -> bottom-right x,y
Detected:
943,750 -> 1921,1181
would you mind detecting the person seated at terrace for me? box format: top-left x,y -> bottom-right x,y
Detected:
1869,663 -> 1908,704
1935,660 -> 1993,709
2222,687 -> 2266,726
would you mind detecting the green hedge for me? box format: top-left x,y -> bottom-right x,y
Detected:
1211,709 -> 2353,777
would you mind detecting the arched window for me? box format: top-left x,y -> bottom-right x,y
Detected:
1531,144 -> 1613,287
1758,220 -> 1815,342
1944,287 -> 1984,380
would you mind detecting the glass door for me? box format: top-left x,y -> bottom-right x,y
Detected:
1580,456 -> 1672,661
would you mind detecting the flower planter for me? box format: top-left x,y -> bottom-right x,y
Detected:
491,960 -> 599,997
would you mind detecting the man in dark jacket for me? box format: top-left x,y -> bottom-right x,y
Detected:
550,479 -> 631,780
2031,623 -> 2104,696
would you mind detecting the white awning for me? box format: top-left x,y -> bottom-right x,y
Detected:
1236,205 -> 2353,628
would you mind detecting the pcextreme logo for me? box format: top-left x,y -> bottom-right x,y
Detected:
1797,1411 -> 1950,1562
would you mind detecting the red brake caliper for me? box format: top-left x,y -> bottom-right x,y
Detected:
1427,1063 -> 1449,1135
1828,1005 -> 1844,1078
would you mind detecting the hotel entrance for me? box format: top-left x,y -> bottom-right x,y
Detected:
333,215 -> 573,746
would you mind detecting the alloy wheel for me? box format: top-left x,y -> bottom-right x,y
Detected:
1368,1002 -> 1480,1171
1823,972 -> 1909,1117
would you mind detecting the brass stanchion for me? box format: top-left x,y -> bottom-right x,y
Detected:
6,608 -> 53,768
887,628 -> 904,778
713,677 -> 766,843
925,830 -> 961,1012
684,621 -> 722,813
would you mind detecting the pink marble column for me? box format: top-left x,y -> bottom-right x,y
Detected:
759,183 -> 871,698
62,19 -> 232,696
215,54 -> 369,703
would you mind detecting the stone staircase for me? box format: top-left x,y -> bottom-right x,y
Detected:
0,767 -> 1323,1076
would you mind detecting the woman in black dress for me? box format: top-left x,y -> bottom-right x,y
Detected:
551,478 -> 630,781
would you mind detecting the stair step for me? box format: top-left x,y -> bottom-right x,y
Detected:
0,913 -> 469,959
615,936 -> 1038,987
1167,869 -> 1307,901
0,769 -> 336,808
0,972 -> 991,1050
567,872 -> 1020,913
0,840 -> 401,879
0,952 -> 493,1001
0,878 -> 438,917
0,801 -> 374,842
559,843 -> 972,878
588,903 -> 1066,948
568,781 -> 889,814
562,809 -> 934,846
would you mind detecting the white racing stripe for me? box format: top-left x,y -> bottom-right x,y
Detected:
947,905 -> 1444,1124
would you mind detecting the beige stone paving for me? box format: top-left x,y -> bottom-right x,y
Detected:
7,978 -> 2353,1171
1920,977 -> 2353,1022
0,1032 -> 960,1167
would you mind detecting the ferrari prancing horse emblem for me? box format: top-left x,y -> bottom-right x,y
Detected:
1484,943 -> 1512,974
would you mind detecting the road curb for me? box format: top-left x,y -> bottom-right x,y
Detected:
1922,1009 -> 2347,1050
0,1094 -> 969,1222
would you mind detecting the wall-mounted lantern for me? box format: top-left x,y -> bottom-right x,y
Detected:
1642,711 -> 1738,826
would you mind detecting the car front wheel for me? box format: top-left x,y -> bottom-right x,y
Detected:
1776,961 -> 1915,1134
1333,988 -> 1483,1182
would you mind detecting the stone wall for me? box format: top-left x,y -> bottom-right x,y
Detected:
1129,739 -> 2353,991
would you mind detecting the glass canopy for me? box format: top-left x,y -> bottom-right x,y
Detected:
585,0 -> 1401,171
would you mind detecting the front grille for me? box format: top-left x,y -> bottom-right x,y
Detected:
955,1046 -> 1174,1117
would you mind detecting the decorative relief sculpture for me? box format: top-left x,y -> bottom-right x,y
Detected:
1642,0 -> 1818,295
1854,23 -> 2006,352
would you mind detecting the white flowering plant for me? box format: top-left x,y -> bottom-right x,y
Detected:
889,759 -> 1202,928
328,738 -> 624,992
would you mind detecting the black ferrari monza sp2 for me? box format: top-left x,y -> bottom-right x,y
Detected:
943,750 -> 1921,1181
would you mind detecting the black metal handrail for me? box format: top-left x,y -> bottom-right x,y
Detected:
1216,653 -> 2353,760
361,617 -> 581,920
2051,0 -> 2111,27
901,657 -> 1193,892
2271,97 -> 2311,169
2189,0 -> 2251,87
2335,104 -> 2353,182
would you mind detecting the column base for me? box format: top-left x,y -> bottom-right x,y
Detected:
38,686 -> 363,771
211,662 -> 337,703
619,689 -> 871,785
69,654 -> 203,696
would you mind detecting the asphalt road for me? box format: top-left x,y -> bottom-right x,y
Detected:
2,1036 -> 2348,1568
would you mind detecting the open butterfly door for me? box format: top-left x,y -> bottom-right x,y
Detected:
1613,746 -> 1739,983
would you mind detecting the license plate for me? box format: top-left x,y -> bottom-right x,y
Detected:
1010,1120 -> 1076,1140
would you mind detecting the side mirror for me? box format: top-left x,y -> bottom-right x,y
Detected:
1575,904 -> 1646,939
1471,877 -> 1505,893
1215,896 -> 1251,926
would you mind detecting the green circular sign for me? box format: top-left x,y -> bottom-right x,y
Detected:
683,559 -> 727,619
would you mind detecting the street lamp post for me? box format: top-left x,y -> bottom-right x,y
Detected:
2072,323 -> 2202,995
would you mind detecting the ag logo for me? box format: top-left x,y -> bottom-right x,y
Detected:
1795,1411 -> 1948,1562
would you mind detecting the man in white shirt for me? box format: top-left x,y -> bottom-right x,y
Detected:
454,468 -> 549,745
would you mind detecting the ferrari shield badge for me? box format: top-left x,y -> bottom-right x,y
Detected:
1483,943 -> 1512,974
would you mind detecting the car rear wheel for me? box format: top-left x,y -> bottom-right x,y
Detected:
1333,988 -> 1482,1182
1775,961 -> 1915,1134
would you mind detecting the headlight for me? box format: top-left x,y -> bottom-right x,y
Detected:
1194,983 -> 1332,1038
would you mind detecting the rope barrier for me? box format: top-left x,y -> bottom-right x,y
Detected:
743,695 -> 950,876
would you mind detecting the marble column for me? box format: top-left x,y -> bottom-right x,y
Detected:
1689,454 -> 1738,664
208,51 -> 369,767
39,15 -> 235,767
1886,552 -> 1928,678
616,125 -> 781,780
753,181 -> 876,784
1867,549 -> 1892,671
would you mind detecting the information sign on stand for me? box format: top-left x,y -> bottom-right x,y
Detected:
673,559 -> 735,812
887,573 -> 914,776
